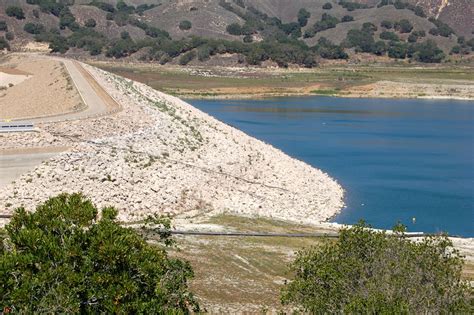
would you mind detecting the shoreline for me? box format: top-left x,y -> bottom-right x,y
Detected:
181,92 -> 474,101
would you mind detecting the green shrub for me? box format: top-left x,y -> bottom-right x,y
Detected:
380,31 -> 399,41
49,35 -> 69,53
339,0 -> 369,11
413,40 -> 445,63
297,8 -> 310,27
0,194 -> 199,313
394,19 -> 413,33
226,23 -> 243,35
179,20 -> 192,30
243,34 -> 253,43
341,15 -> 354,22
322,2 -> 333,9
24,22 -> 46,35
281,223 -> 471,313
0,21 -> 7,32
179,50 -> 196,65
5,6 -> 25,20
5,32 -> 14,41
381,20 -> 393,29
0,36 -> 10,50
345,28 -> 375,53
85,18 -> 96,28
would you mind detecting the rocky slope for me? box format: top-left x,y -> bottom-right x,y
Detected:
0,56 -> 344,225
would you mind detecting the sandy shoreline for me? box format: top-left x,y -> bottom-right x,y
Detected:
0,58 -> 345,226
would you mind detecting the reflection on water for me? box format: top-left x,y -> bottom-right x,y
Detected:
189,96 -> 474,237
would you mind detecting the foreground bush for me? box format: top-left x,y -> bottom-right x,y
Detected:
0,193 -> 199,313
282,223 -> 472,313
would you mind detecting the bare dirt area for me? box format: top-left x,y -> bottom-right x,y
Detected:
0,54 -> 84,120
345,80 -> 474,100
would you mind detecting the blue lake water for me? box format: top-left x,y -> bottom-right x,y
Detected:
189,97 -> 474,237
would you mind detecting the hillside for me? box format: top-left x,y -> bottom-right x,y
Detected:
0,0 -> 472,66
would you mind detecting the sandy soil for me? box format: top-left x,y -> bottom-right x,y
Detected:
345,81 -> 474,100
0,55 -> 84,120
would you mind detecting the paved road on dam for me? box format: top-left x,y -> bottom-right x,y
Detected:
1,58 -> 120,189
28,59 -> 120,123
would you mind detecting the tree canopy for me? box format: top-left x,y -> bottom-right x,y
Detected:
0,193 -> 199,313
281,223 -> 472,313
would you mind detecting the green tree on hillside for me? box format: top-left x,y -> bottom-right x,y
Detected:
282,223 -> 472,313
0,194 -> 199,313
297,8 -> 311,27
179,20 -> 192,31
5,6 -> 25,20
414,40 -> 445,63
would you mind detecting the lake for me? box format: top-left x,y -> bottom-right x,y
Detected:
189,97 -> 474,237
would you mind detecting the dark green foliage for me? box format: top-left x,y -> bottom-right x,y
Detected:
377,0 -> 392,7
467,38 -> 474,50
32,9 -> 40,18
322,2 -> 333,10
49,35 -> 69,53
281,223 -> 472,313
226,23 -> 243,35
179,50 -> 196,65
280,22 -> 301,38
345,28 -> 375,53
85,18 -> 96,28
233,0 -> 245,8
0,194 -> 199,313
67,27 -> 107,55
90,1 -> 116,13
297,8 -> 310,27
135,4 -> 156,15
106,37 -> 137,58
339,0 -> 369,11
450,45 -> 461,54
413,40 -> 445,63
341,15 -> 354,22
412,30 -> 425,38
413,5 -> 426,17
393,0 -> 407,9
380,31 -> 399,41
428,17 -> 455,37
373,40 -> 387,55
6,6 -> 25,20
313,37 -> 348,59
388,42 -> 408,58
243,34 -> 253,43
197,45 -> 212,61
179,20 -> 192,31
362,22 -> 377,34
59,8 -> 77,30
0,36 -> 10,50
24,22 -> 45,35
5,32 -> 14,41
381,20 -> 393,29
0,21 -> 7,32
304,13 -> 339,38
394,19 -> 413,33
407,33 -> 417,43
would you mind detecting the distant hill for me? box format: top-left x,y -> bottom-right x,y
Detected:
0,0 -> 472,66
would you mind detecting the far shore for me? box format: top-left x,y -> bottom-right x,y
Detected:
91,61 -> 474,102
